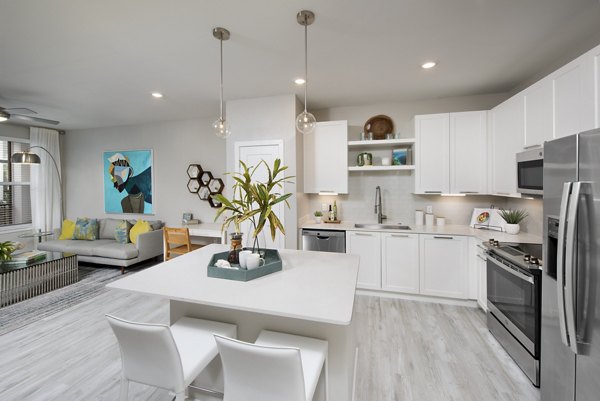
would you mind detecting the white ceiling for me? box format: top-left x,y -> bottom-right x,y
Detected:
1,0 -> 600,130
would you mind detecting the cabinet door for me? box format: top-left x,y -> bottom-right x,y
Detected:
449,111 -> 487,194
491,96 -> 524,196
593,46 -> 600,129
552,55 -> 595,139
419,234 -> 468,299
477,251 -> 488,311
381,233 -> 419,294
524,79 -> 553,148
346,231 -> 381,290
415,114 -> 450,194
304,120 -> 348,194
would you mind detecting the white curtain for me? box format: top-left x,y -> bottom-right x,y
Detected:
30,128 -> 62,232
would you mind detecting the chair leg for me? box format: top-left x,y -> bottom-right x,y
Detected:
119,378 -> 129,401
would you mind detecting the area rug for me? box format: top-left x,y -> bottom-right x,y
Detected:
0,262 -> 154,336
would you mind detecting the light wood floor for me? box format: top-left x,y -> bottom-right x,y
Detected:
0,291 -> 539,401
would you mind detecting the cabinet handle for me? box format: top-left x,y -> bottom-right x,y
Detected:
424,191 -> 442,194
433,236 -> 454,240
355,232 -> 373,236
391,234 -> 409,238
459,191 -> 479,194
496,192 -> 510,195
476,244 -> 486,250
477,255 -> 487,261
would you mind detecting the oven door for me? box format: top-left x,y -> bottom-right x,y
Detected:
487,255 -> 540,356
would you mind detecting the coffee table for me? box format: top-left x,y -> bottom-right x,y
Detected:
0,252 -> 78,307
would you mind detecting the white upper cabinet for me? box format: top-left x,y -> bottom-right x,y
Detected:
592,47 -> 600,129
523,79 -> 553,148
415,111 -> 487,195
449,111 -> 488,194
491,95 -> 524,196
552,54 -> 595,139
303,120 -> 348,194
415,113 -> 450,194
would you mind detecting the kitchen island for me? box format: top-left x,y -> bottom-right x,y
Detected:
107,244 -> 360,401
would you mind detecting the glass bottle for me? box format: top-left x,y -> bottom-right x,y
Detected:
228,232 -> 243,264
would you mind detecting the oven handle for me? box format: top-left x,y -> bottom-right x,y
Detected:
487,255 -> 534,284
565,182 -> 585,354
557,182 -> 572,349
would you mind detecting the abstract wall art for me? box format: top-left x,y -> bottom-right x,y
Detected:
104,150 -> 153,214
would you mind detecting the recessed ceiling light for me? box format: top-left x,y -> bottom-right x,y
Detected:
151,92 -> 164,98
421,61 -> 437,69
294,78 -> 306,85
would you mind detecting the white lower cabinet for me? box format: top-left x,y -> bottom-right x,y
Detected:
477,250 -> 488,311
346,231 -> 381,290
419,234 -> 469,299
381,233 -> 419,294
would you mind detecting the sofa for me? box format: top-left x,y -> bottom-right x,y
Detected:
38,218 -> 164,274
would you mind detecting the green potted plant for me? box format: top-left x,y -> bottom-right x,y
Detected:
0,241 -> 23,261
314,210 -> 323,224
212,159 -> 294,254
498,209 -> 528,235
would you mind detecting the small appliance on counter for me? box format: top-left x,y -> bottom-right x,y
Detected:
484,239 -> 543,386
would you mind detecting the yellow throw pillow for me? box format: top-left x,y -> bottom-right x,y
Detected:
130,220 -> 152,244
59,219 -> 76,240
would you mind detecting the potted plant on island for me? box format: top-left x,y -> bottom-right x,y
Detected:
498,209 -> 528,235
314,210 -> 323,224
212,159 -> 294,255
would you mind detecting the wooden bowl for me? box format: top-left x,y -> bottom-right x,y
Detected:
364,115 -> 394,140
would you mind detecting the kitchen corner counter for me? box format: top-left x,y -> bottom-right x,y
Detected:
301,221 -> 542,244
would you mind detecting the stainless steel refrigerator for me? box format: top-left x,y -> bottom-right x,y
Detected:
542,128 -> 600,401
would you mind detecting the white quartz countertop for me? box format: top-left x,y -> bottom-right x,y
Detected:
107,244 -> 359,325
301,222 -> 542,244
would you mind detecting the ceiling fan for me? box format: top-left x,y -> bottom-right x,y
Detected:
0,106 -> 60,125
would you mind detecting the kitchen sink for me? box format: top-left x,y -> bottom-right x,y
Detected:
354,223 -> 411,230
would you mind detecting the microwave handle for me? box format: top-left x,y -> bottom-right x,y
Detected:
557,182 -> 571,349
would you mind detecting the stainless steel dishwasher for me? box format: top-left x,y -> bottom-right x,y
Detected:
301,229 -> 346,253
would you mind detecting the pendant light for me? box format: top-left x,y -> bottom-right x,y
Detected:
295,10 -> 316,135
213,27 -> 231,139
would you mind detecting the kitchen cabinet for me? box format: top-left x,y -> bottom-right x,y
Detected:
592,47 -> 600,129
381,232 -> 419,294
552,55 -> 595,139
476,246 -> 488,312
346,231 -> 381,290
415,111 -> 487,194
523,79 -> 553,148
419,234 -> 469,299
303,120 -> 348,194
491,95 -> 524,196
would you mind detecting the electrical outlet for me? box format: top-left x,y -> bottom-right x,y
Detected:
426,205 -> 433,214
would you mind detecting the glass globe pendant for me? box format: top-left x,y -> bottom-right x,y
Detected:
295,10 -> 316,135
213,27 -> 231,139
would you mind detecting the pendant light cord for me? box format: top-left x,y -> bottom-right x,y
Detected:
304,17 -> 308,113
219,35 -> 224,120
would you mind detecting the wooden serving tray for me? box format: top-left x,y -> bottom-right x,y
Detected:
324,220 -> 342,224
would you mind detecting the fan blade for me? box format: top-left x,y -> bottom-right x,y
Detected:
6,107 -> 37,115
10,113 -> 60,125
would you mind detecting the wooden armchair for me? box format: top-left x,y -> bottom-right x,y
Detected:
163,227 -> 203,261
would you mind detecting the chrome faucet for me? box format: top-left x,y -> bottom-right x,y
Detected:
375,186 -> 387,224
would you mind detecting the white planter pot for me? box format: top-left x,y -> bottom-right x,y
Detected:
314,217 -> 322,224
505,223 -> 520,235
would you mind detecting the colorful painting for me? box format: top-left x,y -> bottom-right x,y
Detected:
104,150 -> 153,214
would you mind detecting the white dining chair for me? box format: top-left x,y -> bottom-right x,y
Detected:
215,330 -> 328,401
106,315 -> 237,401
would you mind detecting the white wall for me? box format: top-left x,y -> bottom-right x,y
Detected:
304,93 -> 544,236
64,118 -> 226,226
226,95 -> 300,249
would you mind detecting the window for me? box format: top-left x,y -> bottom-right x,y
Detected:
0,139 -> 31,228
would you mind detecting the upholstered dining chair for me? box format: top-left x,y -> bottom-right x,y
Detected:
215,330 -> 329,401
106,315 -> 237,401
163,227 -> 202,261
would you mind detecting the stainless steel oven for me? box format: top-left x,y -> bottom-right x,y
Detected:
486,241 -> 542,386
517,148 -> 544,196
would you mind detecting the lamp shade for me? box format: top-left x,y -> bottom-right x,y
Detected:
11,151 -> 41,164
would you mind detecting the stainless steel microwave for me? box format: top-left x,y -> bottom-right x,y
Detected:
517,148 -> 543,196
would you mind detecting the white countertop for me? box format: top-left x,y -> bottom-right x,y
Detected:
107,244 -> 359,325
301,222 -> 542,244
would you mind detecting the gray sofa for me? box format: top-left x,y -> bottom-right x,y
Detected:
38,218 -> 164,274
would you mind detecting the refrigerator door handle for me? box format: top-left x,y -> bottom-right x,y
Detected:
557,182 -> 572,348
565,181 -> 583,354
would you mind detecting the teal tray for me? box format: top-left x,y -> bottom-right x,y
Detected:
207,249 -> 282,282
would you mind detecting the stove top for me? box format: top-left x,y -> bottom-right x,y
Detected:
484,239 -> 543,271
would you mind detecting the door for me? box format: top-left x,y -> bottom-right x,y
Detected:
346,231 -> 381,290
575,130 -> 600,401
235,140 -> 284,250
381,233 -> 419,294
415,114 -> 449,194
541,134 -> 578,401
304,121 -> 348,194
419,235 -> 468,299
450,111 -> 487,194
